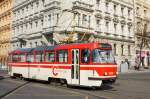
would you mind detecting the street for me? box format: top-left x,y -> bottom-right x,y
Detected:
0,71 -> 150,99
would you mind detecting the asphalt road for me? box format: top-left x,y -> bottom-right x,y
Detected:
0,71 -> 150,99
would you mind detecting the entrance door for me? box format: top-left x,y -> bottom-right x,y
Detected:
71,49 -> 80,85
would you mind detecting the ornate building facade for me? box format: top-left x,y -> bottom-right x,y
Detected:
134,0 -> 150,68
11,0 -> 135,68
0,0 -> 12,69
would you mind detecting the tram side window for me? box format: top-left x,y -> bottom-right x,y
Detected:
57,50 -> 68,63
46,52 -> 55,62
27,54 -> 34,62
19,54 -> 26,62
81,49 -> 90,63
12,54 -> 19,62
36,52 -> 44,62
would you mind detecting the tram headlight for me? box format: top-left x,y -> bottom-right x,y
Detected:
104,72 -> 108,76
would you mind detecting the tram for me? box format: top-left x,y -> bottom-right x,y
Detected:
8,43 -> 117,87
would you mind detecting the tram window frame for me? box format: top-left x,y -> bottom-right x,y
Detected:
19,54 -> 26,62
56,50 -> 68,63
12,54 -> 19,62
45,51 -> 55,62
35,52 -> 44,62
81,49 -> 90,64
26,53 -> 34,62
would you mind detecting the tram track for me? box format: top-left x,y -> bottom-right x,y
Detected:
0,77 -> 112,99
0,80 -> 29,99
48,82 -> 111,99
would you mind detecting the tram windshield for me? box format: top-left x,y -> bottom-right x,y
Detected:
92,49 -> 115,64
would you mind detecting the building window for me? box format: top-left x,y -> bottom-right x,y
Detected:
35,21 -> 38,27
30,22 -> 32,29
114,4 -> 117,14
144,10 -> 147,17
121,7 -> 124,16
42,0 -> 45,6
114,24 -> 117,33
30,42 -> 32,48
128,9 -> 131,18
128,27 -> 131,35
128,45 -> 131,56
25,23 -> 28,29
105,2 -> 109,12
21,25 -> 23,32
96,0 -> 100,8
136,7 -> 139,15
96,0 -> 100,4
106,21 -> 109,33
96,20 -> 100,26
82,14 -> 87,24
22,8 -> 24,14
88,16 -> 91,27
121,25 -> 124,34
36,1 -> 39,8
31,3 -> 33,9
77,14 -> 80,26
114,44 -> 117,55
121,45 -> 124,56
56,13 -> 59,23
26,6 -> 28,12
41,19 -> 43,26
35,42 -> 38,47
96,19 -> 101,31
48,15 -> 51,22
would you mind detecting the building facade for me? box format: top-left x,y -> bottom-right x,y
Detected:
0,0 -> 12,69
134,0 -> 150,68
11,0 -> 135,68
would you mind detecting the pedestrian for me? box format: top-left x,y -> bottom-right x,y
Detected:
134,56 -> 140,70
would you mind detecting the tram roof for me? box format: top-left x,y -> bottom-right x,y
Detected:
10,48 -> 34,54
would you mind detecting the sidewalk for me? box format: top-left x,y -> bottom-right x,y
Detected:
119,68 -> 150,74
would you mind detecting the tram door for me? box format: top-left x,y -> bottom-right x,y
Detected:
71,49 -> 80,85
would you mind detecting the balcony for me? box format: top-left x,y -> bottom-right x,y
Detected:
44,1 -> 61,11
72,1 -> 94,12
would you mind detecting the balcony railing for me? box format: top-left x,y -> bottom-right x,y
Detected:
45,1 -> 61,10
72,1 -> 94,12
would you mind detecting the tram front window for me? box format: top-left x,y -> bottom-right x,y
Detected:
92,49 -> 115,64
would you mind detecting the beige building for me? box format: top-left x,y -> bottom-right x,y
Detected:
0,0 -> 12,69
134,0 -> 150,68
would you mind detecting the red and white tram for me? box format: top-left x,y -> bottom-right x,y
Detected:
8,43 -> 117,87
